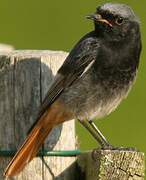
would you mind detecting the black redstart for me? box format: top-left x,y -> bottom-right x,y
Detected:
4,2 -> 142,178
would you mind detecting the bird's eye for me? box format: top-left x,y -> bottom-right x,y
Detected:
115,17 -> 124,25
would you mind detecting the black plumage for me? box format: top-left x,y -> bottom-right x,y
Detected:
35,2 -> 141,131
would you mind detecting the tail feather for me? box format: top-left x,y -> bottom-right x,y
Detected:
4,115 -> 53,178
4,100 -> 73,178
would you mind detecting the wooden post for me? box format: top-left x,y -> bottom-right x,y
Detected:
77,148 -> 145,180
0,50 -> 76,179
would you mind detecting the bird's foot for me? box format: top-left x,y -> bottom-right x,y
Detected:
101,144 -> 114,150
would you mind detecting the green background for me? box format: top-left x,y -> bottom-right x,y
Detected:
0,0 -> 145,154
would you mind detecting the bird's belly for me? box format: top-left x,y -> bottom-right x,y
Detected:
84,95 -> 123,120
59,69 -> 134,121
60,85 -> 131,121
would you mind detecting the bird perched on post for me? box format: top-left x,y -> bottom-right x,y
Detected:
4,2 -> 142,178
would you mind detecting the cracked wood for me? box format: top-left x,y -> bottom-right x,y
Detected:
77,148 -> 145,180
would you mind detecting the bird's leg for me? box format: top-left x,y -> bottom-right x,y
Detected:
88,120 -> 113,148
78,119 -> 105,147
78,119 -> 113,149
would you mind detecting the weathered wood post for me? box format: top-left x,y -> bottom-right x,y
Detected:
77,149 -> 145,179
0,50 -> 76,180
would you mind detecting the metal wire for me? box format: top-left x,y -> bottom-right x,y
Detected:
0,150 -> 82,157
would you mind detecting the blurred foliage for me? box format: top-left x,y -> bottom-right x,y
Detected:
0,0 -> 145,155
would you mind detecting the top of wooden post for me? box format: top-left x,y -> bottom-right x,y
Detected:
77,148 -> 145,180
0,49 -> 68,56
0,44 -> 14,51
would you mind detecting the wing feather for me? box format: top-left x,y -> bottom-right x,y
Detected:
36,32 -> 99,121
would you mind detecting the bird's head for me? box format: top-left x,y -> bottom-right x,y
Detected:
86,3 -> 140,43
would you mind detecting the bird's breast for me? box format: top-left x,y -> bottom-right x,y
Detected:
59,67 -> 136,121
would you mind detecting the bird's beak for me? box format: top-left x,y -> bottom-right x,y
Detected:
86,14 -> 112,27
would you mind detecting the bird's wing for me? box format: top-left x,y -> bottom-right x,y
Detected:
36,34 -> 99,121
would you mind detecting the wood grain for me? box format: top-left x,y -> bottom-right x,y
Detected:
0,50 -> 76,180
77,148 -> 145,180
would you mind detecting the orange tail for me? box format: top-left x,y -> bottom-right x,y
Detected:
4,100 -> 73,178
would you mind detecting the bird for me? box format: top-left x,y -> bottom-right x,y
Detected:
4,2 -> 142,178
